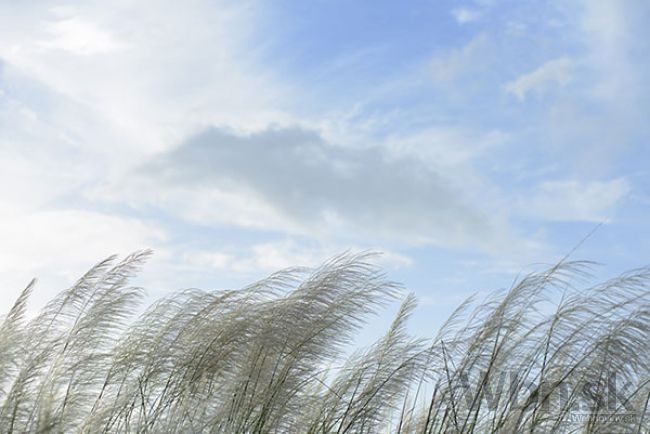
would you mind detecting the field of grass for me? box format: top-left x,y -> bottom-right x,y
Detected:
0,251 -> 648,433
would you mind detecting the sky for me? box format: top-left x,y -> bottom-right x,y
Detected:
1,0 -> 649,336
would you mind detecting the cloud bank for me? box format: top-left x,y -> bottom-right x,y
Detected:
128,126 -> 510,250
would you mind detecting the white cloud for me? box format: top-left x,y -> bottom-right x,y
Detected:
39,16 -> 121,55
523,178 -> 630,222
430,34 -> 493,83
227,242 -> 326,273
0,210 -> 165,272
384,127 -> 508,168
577,0 -> 650,106
0,210 -> 166,313
505,57 -> 575,101
0,0 -> 287,165
182,241 -> 412,275
183,250 -> 234,271
451,7 -> 482,24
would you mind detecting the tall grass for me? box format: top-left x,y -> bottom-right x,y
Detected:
0,251 -> 648,433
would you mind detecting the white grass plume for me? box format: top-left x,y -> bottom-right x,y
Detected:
0,252 -> 647,433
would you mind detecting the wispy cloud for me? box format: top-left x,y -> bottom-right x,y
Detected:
451,7 -> 482,24
523,178 -> 630,222
505,57 -> 575,101
430,34 -> 493,83
39,16 -> 122,55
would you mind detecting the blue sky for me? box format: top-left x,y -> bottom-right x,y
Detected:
1,0 -> 649,335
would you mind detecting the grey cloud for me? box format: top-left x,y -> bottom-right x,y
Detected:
141,126 -> 507,248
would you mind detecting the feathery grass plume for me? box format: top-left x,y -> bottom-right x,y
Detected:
0,251 -> 648,433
